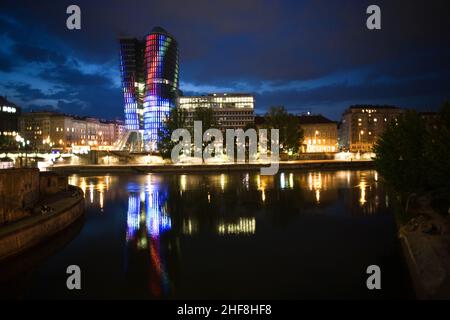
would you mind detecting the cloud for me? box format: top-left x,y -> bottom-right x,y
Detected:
3,82 -> 62,101
57,99 -> 88,111
0,51 -> 14,72
0,0 -> 449,121
0,9 -> 122,118
13,43 -> 66,64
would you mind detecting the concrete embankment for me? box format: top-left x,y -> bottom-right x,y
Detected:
398,197 -> 450,299
49,160 -> 375,175
0,186 -> 85,261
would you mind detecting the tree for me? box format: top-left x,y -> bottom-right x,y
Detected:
193,107 -> 217,131
157,107 -> 187,159
424,101 -> 450,194
243,121 -> 256,131
193,107 -> 219,161
375,104 -> 450,198
0,136 -> 19,151
264,106 -> 303,154
373,110 -> 429,194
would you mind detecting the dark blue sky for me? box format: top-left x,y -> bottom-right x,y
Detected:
0,0 -> 449,121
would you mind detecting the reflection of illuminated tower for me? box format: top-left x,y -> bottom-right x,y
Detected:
145,188 -> 171,238
143,27 -> 179,151
126,193 -> 141,241
125,180 -> 173,297
118,27 -> 179,152
125,190 -> 171,241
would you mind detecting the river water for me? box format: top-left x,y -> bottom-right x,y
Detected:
0,170 -> 413,299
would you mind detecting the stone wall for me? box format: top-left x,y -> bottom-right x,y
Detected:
39,172 -> 68,195
0,189 -> 84,261
0,168 -> 40,225
0,168 -> 68,225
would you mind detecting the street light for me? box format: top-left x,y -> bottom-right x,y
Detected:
99,131 -> 104,147
359,130 -> 364,153
314,130 -> 319,152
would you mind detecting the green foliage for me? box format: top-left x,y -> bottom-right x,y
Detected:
374,102 -> 450,199
424,101 -> 450,193
243,121 -> 256,131
157,107 -> 187,159
0,136 -> 18,151
263,106 -> 304,153
193,107 -> 220,162
374,110 -> 428,193
193,107 -> 217,131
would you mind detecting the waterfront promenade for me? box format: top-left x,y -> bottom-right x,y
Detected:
49,159 -> 375,175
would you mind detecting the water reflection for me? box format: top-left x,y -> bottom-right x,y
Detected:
307,172 -> 323,203
359,172 -> 368,206
65,170 -> 397,298
69,175 -> 112,209
218,218 -> 255,235
125,175 -> 173,297
0,217 -> 84,299
279,172 -> 295,190
71,170 -> 387,229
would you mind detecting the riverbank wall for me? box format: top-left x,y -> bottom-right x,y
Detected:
398,196 -> 450,299
0,185 -> 85,261
49,160 -> 375,175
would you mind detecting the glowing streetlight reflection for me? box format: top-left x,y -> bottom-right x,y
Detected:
180,174 -> 187,192
89,183 -> 94,203
308,172 -> 322,204
217,218 -> 255,235
220,174 -> 226,191
358,174 -> 367,206
256,174 -> 269,203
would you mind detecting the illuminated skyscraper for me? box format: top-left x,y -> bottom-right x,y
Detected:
118,27 -> 179,152
119,38 -> 145,131
143,27 -> 179,151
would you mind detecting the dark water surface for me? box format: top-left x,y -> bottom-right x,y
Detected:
1,170 -> 413,299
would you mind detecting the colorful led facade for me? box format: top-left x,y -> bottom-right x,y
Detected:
143,27 -> 179,151
119,27 -> 179,151
119,38 -> 145,130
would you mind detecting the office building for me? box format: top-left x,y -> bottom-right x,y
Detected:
119,27 -> 179,151
339,105 -> 404,152
19,111 -> 120,152
298,115 -> 338,153
178,93 -> 255,130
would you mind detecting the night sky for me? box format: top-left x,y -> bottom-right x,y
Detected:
0,0 -> 449,121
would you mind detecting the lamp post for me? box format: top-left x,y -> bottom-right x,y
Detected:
359,130 -> 364,153
315,130 -> 319,153
99,131 -> 103,147
15,134 -> 22,167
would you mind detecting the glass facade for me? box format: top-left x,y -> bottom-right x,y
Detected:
119,27 -> 178,151
119,38 -> 145,131
143,28 -> 179,151
177,93 -> 255,130
178,94 -> 254,109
